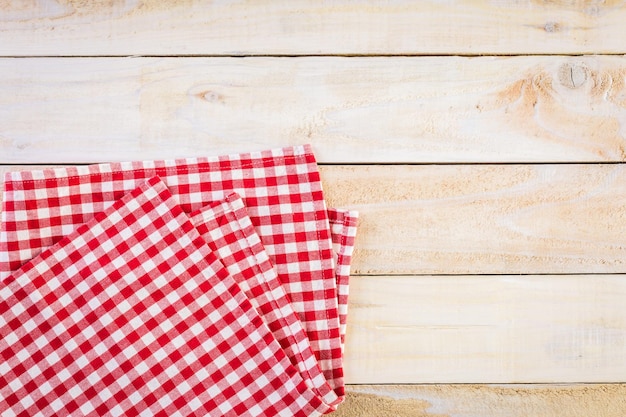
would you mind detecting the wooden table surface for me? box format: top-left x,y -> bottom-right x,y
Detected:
2,2 -> 626,415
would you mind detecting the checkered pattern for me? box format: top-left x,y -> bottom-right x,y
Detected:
0,145 -> 344,389
328,209 -> 359,349
0,145 -> 359,415
189,193 -> 341,409
0,177 -> 326,417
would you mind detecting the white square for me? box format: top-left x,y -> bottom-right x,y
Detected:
117,373 -> 131,389
64,338 -> 79,353
137,214 -> 152,228
165,291 -> 181,305
94,342 -> 108,356
123,179 -> 138,191
79,400 -> 95,415
135,287 -> 149,301
3,331 -> 18,347
147,231 -> 162,245
117,299 -> 132,314
98,387 -> 113,402
69,309 -> 85,326
111,255 -> 127,269
129,242 -> 145,257
82,325 -> 96,340
34,187 -> 49,200
122,344 -> 138,360
34,335 -> 49,350
266,390 -> 281,406
209,171 -> 223,183
237,387 -> 252,401
61,224 -> 75,236
277,184 -> 290,195
118,226 -> 133,241
78,183 -> 92,194
14,209 -> 27,221
39,381 -> 53,395
159,319 -> 174,333
8,375 -> 24,394
177,379 -> 192,396
81,202 -> 95,214
38,226 -> 53,239
22,318 -> 37,333
171,335 -> 185,349
217,399 -> 234,414
230,341 -> 245,356
111,329 -> 125,344
128,315 -> 144,331
134,360 -> 149,375
69,384 -> 83,399
141,331 -> 156,347
101,181 -> 114,193
248,404 -> 263,416
212,354 -> 227,369
87,297 -> 102,311
157,393 -> 173,409
57,368 -> 72,382
188,396 -> 203,412
99,238 -> 114,252
19,394 -> 35,410
189,192 -> 203,204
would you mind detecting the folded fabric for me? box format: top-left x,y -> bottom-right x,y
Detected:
0,145 -> 356,397
0,177 -> 329,416
188,194 -> 340,410
0,145 -> 359,415
327,209 -> 358,349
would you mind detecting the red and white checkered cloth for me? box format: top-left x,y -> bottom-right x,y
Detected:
0,145 -> 358,416
1,177 -> 328,416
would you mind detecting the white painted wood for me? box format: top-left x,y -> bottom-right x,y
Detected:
1,1 -> 626,56
343,275 -> 626,384
2,56 -> 626,163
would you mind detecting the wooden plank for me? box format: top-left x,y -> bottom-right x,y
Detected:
343,275 -> 626,384
336,384 -> 626,417
321,164 -> 626,275
3,164 -> 626,275
2,1 -> 626,56
2,56 -> 626,164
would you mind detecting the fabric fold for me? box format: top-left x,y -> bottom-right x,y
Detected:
0,145 -> 347,395
0,177 -> 328,417
0,145 -> 359,415
189,193 -> 341,410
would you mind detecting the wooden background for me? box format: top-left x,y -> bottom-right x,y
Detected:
2,1 -> 626,415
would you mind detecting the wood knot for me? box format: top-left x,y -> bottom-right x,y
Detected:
558,63 -> 588,89
196,90 -> 224,103
544,21 -> 561,33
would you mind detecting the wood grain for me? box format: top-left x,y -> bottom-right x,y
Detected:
321,164 -> 626,275
343,275 -> 626,384
2,1 -> 626,56
2,56 -> 626,163
336,384 -> 626,417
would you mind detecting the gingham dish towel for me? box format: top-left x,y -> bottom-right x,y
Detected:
0,145 -> 358,416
